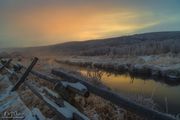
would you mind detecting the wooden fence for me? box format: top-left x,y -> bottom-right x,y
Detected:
0,58 -> 177,120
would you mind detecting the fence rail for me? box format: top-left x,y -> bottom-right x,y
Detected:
51,68 -> 177,120
0,58 -> 89,120
0,58 -> 177,120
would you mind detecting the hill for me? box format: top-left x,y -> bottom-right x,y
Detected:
6,31 -> 180,57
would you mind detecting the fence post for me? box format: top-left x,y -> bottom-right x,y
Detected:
11,57 -> 38,92
0,59 -> 12,72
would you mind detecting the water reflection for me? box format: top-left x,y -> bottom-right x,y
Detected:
80,69 -> 180,114
57,63 -> 180,114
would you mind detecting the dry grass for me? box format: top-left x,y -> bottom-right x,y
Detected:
74,69 -> 154,120
57,53 -> 180,67
2,56 -> 158,120
76,95 -> 127,120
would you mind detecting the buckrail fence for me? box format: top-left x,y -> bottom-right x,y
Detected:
0,57 -> 177,120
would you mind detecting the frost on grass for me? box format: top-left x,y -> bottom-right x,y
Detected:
56,53 -> 180,81
0,57 -> 171,120
0,75 -> 36,120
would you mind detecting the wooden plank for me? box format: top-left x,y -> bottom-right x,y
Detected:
8,62 -> 89,120
24,81 -> 89,120
0,59 -> 12,72
24,81 -> 71,120
55,81 -> 89,97
0,63 -> 19,79
22,68 -> 89,97
52,68 -> 176,120
30,70 -> 58,84
0,75 -> 36,120
13,63 -> 23,72
11,57 -> 38,91
31,108 -> 46,120
43,87 -> 64,107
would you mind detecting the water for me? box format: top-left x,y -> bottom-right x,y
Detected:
59,63 -> 180,115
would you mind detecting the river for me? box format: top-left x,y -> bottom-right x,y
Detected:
58,63 -> 180,115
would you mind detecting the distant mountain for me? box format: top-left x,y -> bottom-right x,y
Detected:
7,31 -> 180,56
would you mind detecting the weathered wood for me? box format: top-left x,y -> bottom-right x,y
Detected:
11,57 -> 38,91
2,60 -> 89,120
0,59 -> 12,72
55,81 -> 89,97
54,82 -> 76,105
43,87 -> 64,107
31,108 -> 46,120
5,67 -> 18,79
52,68 -> 176,120
22,68 -> 89,97
30,70 -> 58,84
25,81 -> 89,120
24,81 -> 71,120
13,63 -> 23,72
73,113 -> 87,120
7,61 -> 176,120
0,59 -> 8,64
0,63 -> 21,80
0,75 -> 37,120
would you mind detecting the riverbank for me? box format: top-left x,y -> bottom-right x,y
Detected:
55,53 -> 180,82
0,57 -> 158,120
1,54 -> 179,119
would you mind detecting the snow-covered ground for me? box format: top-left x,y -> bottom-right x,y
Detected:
1,55 -> 178,120
0,75 -> 36,120
55,53 -> 180,81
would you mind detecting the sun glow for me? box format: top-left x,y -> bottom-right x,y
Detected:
0,0 -> 180,47
8,6 -> 158,44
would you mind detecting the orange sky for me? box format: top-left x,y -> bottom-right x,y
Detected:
0,0 -> 180,47
9,6 -> 159,44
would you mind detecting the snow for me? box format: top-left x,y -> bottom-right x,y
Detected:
62,81 -> 87,91
0,75 -> 36,120
41,92 -> 73,119
64,101 -> 89,120
43,87 -> 59,98
40,84 -> 89,120
24,80 -> 87,119
56,54 -> 180,81
32,108 -> 46,120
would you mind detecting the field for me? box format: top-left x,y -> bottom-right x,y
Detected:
1,31 -> 180,120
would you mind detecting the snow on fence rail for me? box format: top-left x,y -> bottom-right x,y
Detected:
0,58 -> 89,120
0,58 -> 178,120
51,68 -> 177,120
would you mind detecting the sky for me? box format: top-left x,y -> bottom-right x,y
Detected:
0,0 -> 180,48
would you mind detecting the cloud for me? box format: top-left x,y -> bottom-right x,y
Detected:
0,0 -> 180,47
2,6 -> 160,44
